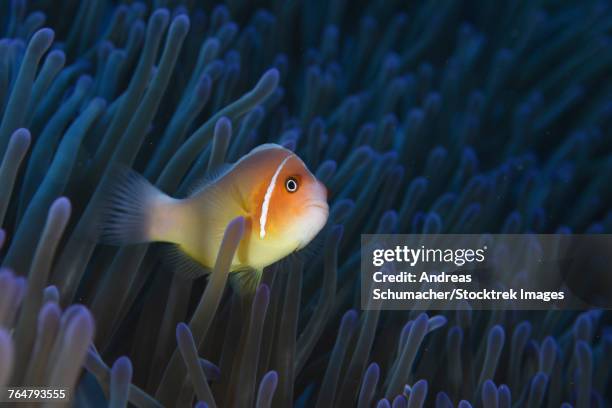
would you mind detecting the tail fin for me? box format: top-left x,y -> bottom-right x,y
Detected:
99,168 -> 170,245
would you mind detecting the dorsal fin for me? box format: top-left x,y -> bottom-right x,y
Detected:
187,163 -> 233,196
248,143 -> 286,155
187,144 -> 289,196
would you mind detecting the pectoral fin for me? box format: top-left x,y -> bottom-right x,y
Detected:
237,216 -> 253,265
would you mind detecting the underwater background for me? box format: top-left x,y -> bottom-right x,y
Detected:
0,0 -> 611,407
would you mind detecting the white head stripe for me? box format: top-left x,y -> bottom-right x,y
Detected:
259,154 -> 293,238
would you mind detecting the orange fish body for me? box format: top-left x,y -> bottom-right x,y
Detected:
102,144 -> 329,293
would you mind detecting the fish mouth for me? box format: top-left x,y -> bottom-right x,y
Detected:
307,203 -> 329,210
307,202 -> 328,211
296,200 -> 329,249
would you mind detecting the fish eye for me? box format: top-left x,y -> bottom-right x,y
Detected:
285,177 -> 299,193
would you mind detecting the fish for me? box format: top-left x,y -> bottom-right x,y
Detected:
101,143 -> 329,294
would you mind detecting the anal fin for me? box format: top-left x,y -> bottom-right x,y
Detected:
229,268 -> 263,296
164,244 -> 211,280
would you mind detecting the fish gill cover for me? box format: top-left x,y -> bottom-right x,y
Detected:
0,0 -> 610,407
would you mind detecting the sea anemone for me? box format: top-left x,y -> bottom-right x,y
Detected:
0,0 -> 610,407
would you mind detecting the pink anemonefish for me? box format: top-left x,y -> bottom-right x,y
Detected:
102,143 -> 329,294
